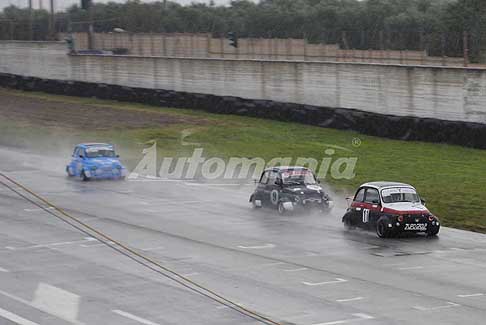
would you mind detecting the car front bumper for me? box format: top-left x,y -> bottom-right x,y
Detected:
388,220 -> 440,233
286,199 -> 334,211
84,168 -> 127,179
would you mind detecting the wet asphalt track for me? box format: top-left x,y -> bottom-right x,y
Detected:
1,146 -> 486,325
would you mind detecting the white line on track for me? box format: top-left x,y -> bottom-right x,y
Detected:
457,293 -> 484,298
23,207 -> 55,212
284,267 -> 308,272
303,278 -> 348,286
312,313 -> 374,325
80,243 -> 107,248
141,246 -> 165,251
182,272 -> 199,277
237,244 -> 275,249
261,262 -> 286,267
33,283 -> 81,324
397,266 -> 424,270
6,238 -> 97,250
0,306 -> 39,325
336,297 -> 364,303
80,240 -> 114,248
413,302 -> 460,311
0,288 -> 84,325
112,309 -> 160,325
0,266 -> 9,272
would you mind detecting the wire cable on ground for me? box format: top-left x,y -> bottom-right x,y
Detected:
0,172 -> 283,325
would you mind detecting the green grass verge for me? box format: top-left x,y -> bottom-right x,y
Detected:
2,89 -> 486,233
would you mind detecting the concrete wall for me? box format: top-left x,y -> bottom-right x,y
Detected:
1,40 -> 486,124
64,32 -> 465,66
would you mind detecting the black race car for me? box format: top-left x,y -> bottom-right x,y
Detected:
249,166 -> 334,214
342,182 -> 440,238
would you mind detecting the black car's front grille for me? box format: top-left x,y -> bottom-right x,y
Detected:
306,192 -> 322,199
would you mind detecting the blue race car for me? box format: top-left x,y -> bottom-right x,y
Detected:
66,143 -> 127,181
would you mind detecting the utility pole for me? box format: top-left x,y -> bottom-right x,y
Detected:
82,0 -> 94,49
88,2 -> 94,50
28,0 -> 33,40
48,0 -> 55,40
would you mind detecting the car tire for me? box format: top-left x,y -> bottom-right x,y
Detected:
80,170 -> 90,182
376,218 -> 392,238
427,226 -> 440,237
277,201 -> 286,215
250,195 -> 262,209
66,166 -> 74,177
343,219 -> 355,231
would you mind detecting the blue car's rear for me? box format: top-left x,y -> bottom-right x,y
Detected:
66,143 -> 127,181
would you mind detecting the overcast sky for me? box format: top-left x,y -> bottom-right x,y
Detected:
0,0 -> 242,11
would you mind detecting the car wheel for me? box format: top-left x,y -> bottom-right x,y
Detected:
277,202 -> 286,215
427,226 -> 440,237
80,170 -> 90,182
251,195 -> 262,209
343,217 -> 355,230
376,219 -> 391,238
66,166 -> 74,177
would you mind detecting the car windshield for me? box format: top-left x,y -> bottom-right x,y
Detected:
281,170 -> 317,185
381,187 -> 420,203
85,147 -> 116,158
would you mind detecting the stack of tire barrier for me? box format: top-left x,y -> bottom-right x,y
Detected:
1,72 -> 485,149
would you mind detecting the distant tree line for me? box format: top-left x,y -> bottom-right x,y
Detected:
0,0 -> 485,59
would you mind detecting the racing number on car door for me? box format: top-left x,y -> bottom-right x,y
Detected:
267,171 -> 279,205
362,208 -> 370,223
363,188 -> 381,225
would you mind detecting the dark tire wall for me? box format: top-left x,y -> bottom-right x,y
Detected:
1,73 -> 486,149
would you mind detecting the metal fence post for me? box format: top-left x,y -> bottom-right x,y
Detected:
206,33 -> 211,58
419,31 -> 425,65
303,33 -> 307,61
441,32 -> 446,66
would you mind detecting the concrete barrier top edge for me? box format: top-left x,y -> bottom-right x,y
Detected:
68,53 -> 486,71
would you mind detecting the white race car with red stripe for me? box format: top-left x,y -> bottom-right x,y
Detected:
342,182 -> 440,238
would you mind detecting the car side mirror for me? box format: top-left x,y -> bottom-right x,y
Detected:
372,199 -> 380,205
116,155 -> 120,158
421,198 -> 426,205
79,155 -> 84,159
275,179 -> 282,186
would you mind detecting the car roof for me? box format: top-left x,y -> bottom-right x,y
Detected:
77,143 -> 112,148
360,181 -> 414,190
264,166 -> 310,173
